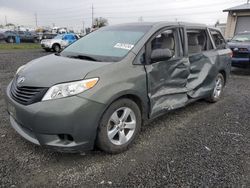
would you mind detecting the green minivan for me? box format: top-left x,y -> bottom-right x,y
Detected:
5,22 -> 232,153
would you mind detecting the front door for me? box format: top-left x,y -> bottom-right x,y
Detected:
145,27 -> 190,118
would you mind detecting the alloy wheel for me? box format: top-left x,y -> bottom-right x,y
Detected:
213,76 -> 223,99
107,107 -> 136,145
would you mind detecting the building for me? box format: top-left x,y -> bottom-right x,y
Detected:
223,2 -> 250,38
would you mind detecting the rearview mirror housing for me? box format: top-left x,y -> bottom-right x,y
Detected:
151,49 -> 173,63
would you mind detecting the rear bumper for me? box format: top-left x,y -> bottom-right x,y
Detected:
5,82 -> 106,153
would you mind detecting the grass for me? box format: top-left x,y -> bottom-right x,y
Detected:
0,43 -> 41,50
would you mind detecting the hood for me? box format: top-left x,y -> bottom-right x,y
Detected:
17,54 -> 110,87
228,41 -> 250,49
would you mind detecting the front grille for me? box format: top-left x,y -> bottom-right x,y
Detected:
10,79 -> 48,105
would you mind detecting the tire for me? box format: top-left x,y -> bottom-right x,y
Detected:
33,38 -> 39,43
206,73 -> 225,103
96,98 -> 141,154
52,44 -> 60,52
7,37 -> 14,43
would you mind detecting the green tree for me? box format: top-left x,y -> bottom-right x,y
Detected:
6,23 -> 15,27
93,17 -> 108,28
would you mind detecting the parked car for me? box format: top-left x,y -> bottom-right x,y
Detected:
0,31 -> 5,42
2,31 -> 18,43
228,31 -> 250,68
16,31 -> 39,43
37,32 -> 57,41
5,22 -> 231,154
41,33 -> 79,52
1,30 -> 38,43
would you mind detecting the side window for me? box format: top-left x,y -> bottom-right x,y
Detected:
69,35 -> 75,40
209,29 -> 226,49
187,29 -> 213,55
63,35 -> 68,40
151,29 -> 177,58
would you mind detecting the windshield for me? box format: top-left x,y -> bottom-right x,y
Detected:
231,33 -> 250,42
61,25 -> 151,62
53,35 -> 63,39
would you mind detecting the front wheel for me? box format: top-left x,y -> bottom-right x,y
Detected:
206,73 -> 225,103
52,44 -> 60,52
96,98 -> 141,154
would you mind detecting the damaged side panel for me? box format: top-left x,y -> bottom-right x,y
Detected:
145,25 -> 231,119
186,51 -> 219,98
145,57 -> 190,118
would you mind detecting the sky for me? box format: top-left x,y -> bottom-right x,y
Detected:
0,0 -> 248,31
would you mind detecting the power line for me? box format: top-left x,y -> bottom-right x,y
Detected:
4,0 -> 246,27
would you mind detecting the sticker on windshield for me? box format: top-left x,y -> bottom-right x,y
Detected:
114,43 -> 134,50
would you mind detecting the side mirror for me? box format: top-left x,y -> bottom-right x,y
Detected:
151,48 -> 173,63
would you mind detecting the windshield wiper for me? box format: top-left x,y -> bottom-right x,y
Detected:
68,55 -> 99,62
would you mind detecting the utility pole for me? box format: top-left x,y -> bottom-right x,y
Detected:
5,15 -> 7,25
82,20 -> 85,34
138,16 -> 143,22
35,12 -> 38,27
91,4 -> 94,28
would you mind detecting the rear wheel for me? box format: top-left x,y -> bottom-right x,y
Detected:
7,36 -> 14,43
52,44 -> 60,52
96,98 -> 141,154
207,73 -> 225,103
33,38 -> 39,43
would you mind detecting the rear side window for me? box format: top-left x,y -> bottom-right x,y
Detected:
187,29 -> 213,55
209,29 -> 226,49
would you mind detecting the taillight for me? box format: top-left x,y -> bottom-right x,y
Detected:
229,50 -> 233,58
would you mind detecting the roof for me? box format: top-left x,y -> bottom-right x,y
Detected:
223,3 -> 250,12
109,21 -> 206,28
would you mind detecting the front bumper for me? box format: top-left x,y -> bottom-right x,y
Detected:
41,43 -> 52,49
5,82 -> 105,152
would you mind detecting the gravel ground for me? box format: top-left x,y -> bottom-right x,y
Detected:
0,50 -> 249,187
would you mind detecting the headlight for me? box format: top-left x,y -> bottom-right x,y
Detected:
42,78 -> 99,101
16,65 -> 26,75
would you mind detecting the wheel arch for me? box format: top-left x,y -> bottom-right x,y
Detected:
219,69 -> 227,84
101,91 -> 149,126
52,43 -> 61,48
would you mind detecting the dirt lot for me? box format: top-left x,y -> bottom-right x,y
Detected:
0,49 -> 249,187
